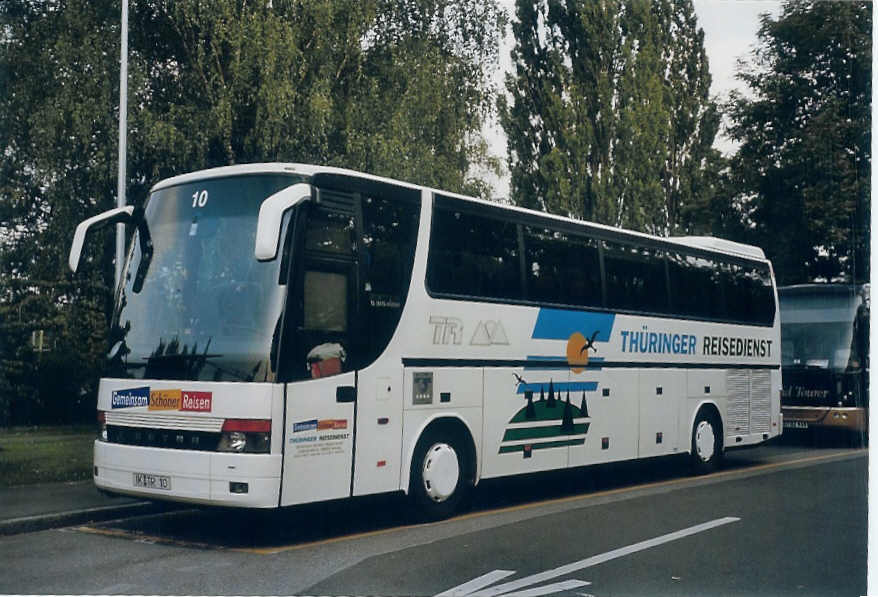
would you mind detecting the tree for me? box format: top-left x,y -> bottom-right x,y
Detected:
725,1 -> 871,284
500,0 -> 718,234
579,391 -> 588,417
0,0 -> 505,424
131,0 -> 505,196
0,1 -> 121,424
561,390 -> 574,432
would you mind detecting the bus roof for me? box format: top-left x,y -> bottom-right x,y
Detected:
779,283 -> 868,297
151,162 -> 769,264
669,236 -> 766,260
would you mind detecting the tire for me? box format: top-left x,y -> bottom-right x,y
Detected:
409,428 -> 472,521
691,410 -> 723,474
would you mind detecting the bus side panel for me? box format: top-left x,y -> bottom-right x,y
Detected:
352,361 -> 405,497
637,369 -> 683,458
568,369 -> 639,468
481,368 -> 570,479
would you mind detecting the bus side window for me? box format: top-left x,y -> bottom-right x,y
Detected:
304,270 -> 348,333
668,252 -> 725,321
724,263 -> 774,326
428,206 -> 522,301
603,242 -> 669,314
523,225 -> 602,309
360,194 -> 420,366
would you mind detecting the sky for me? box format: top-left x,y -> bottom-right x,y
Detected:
485,0 -> 782,199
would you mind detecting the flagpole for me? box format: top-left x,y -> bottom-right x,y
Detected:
115,0 -> 128,288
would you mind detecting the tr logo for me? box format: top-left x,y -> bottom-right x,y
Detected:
430,316 -> 464,345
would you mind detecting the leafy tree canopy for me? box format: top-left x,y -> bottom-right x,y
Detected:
500,0 -> 720,235
725,0 -> 871,285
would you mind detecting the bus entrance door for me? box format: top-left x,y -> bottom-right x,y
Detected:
280,371 -> 356,506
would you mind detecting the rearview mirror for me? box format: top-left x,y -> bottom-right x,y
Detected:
69,206 -> 135,273
255,183 -> 312,261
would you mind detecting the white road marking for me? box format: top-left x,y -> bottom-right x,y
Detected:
500,579 -> 591,596
436,516 -> 741,597
435,570 -> 516,597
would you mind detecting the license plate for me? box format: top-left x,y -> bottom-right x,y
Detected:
133,472 -> 172,490
784,420 -> 809,429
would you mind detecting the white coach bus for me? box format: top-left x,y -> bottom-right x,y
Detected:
69,164 -> 781,519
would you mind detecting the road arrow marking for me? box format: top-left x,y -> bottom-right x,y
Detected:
435,516 -> 740,597
435,570 -> 516,597
499,579 -> 591,596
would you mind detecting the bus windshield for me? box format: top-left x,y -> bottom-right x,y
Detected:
780,290 -> 860,371
108,174 -> 303,382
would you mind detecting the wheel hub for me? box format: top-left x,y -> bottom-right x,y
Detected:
422,443 -> 460,503
695,420 -> 716,462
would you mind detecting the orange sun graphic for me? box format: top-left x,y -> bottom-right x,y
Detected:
566,332 -> 589,373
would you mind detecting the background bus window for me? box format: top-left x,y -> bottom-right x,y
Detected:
523,225 -> 602,308
603,242 -> 669,314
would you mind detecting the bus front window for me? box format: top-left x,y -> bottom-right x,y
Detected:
779,290 -> 861,372
781,323 -> 852,370
109,174 -> 304,382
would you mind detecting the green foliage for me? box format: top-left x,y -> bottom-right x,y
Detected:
725,1 -> 871,285
500,0 -> 719,235
130,0 -> 505,194
0,0 -> 505,425
1,1 -> 118,425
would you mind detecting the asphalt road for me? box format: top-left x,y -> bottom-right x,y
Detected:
0,439 -> 866,596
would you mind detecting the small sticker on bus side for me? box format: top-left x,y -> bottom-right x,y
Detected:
293,419 -> 318,433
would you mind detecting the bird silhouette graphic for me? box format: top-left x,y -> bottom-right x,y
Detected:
580,330 -> 601,355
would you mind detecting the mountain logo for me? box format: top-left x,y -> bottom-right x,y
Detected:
499,381 -> 591,457
470,320 -> 510,346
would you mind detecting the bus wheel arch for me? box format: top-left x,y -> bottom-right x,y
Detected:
690,403 -> 724,474
406,417 -> 477,520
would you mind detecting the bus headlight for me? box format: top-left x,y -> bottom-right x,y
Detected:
220,431 -> 248,452
217,419 -> 271,454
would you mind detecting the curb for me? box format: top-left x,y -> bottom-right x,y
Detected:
0,501 -> 172,536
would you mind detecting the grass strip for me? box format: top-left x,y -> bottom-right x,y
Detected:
0,426 -> 95,487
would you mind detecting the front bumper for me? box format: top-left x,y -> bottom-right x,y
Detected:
93,440 -> 282,508
781,406 -> 867,433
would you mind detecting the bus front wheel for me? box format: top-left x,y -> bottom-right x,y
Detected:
409,429 -> 471,520
691,411 -> 723,474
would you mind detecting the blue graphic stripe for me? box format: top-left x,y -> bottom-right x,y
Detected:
516,382 -> 599,394
532,308 -> 616,341
523,356 -> 606,371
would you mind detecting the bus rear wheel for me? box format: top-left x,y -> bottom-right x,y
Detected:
409,429 -> 471,521
691,411 -> 723,474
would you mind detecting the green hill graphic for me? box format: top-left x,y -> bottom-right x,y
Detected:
499,395 -> 590,455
